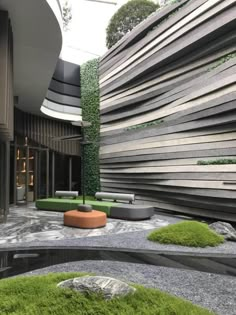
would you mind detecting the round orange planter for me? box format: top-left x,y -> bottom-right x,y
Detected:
64,210 -> 107,229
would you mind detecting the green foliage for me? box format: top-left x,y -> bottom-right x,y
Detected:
126,119 -> 163,131
150,0 -> 191,33
78,195 -> 96,201
36,198 -> 114,215
125,119 -> 164,130
106,0 -> 158,49
197,159 -> 236,165
0,273 -> 214,315
81,59 -> 100,196
208,52 -> 236,71
62,0 -> 72,31
148,221 -> 224,247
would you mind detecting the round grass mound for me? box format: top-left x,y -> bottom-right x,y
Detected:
147,221 -> 224,247
0,273 -> 214,315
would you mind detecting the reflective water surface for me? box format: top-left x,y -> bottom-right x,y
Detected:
0,247 -> 235,279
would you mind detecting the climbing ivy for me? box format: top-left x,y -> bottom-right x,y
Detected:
125,119 -> 163,131
208,52 -> 236,71
197,159 -> 236,165
81,59 -> 100,196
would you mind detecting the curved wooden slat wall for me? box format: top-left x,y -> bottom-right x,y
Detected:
99,0 -> 236,221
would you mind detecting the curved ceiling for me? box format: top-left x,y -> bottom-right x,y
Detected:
0,0 -> 63,115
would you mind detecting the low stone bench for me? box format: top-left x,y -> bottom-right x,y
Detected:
95,192 -> 135,204
110,204 -> 154,220
55,191 -> 79,199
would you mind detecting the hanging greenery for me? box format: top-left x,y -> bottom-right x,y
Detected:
62,0 -> 72,31
81,59 -> 100,196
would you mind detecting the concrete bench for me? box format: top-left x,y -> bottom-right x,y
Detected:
110,204 -> 154,220
55,191 -> 79,199
95,192 -> 135,204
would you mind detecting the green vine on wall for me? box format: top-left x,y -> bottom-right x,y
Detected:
208,52 -> 236,71
125,119 -> 163,131
81,59 -> 100,196
197,159 -> 236,165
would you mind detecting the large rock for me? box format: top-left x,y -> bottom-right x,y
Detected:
57,276 -> 136,300
209,221 -> 236,241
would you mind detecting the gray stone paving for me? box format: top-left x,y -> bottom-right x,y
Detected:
0,204 -> 171,245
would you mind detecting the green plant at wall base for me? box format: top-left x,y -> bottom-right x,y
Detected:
126,119 -> 163,131
208,52 -> 236,71
81,59 -> 100,196
197,159 -> 236,165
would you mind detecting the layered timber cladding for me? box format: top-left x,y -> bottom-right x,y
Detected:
99,0 -> 236,221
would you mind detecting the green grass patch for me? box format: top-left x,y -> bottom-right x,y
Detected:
35,198 -> 118,215
197,158 -> 236,165
0,273 -> 215,315
147,221 -> 224,247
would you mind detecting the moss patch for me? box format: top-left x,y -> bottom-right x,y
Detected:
147,221 -> 224,247
0,273 -> 214,315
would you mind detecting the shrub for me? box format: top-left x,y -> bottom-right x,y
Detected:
106,0 -> 158,49
147,221 -> 224,247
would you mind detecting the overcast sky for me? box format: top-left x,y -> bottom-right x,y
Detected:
60,0 -> 128,64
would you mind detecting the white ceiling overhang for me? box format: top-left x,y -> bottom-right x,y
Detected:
0,0 -> 63,115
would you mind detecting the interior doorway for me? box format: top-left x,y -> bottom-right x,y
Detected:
10,140 -> 81,205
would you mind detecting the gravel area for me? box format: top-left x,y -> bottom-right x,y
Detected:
3,210 -> 236,315
3,228 -> 236,256
22,260 -> 236,315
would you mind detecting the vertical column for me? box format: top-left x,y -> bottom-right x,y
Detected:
0,141 -> 10,221
51,151 -> 55,197
38,151 -> 41,199
25,146 -> 29,203
5,141 -> 10,215
13,143 -> 17,205
34,151 -> 38,201
0,142 -> 5,222
69,156 -> 72,191
46,149 -> 49,198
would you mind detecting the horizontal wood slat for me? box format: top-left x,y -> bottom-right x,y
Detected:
99,0 -> 236,221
